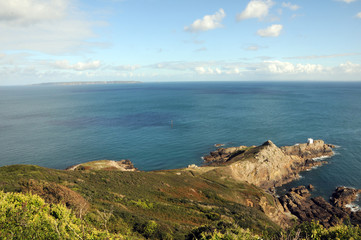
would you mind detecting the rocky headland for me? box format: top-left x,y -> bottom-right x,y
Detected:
66,159 -> 137,171
202,139 -> 335,190
64,139 -> 359,229
2,138 -> 360,239
201,139 -> 361,228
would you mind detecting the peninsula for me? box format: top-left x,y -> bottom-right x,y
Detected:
1,139 -> 360,239
33,80 -> 142,86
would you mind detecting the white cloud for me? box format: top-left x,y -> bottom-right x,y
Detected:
257,24 -> 283,37
184,8 -> 226,33
0,0 -> 68,25
246,45 -> 260,51
282,2 -> 300,11
237,0 -> 274,21
357,12 -> 361,18
339,61 -> 361,73
0,0 -> 101,54
245,44 -> 267,51
116,64 -> 141,71
338,0 -> 357,3
285,52 -> 361,60
195,66 -> 223,75
54,60 -> 101,71
264,60 -> 324,74
2,53 -> 361,85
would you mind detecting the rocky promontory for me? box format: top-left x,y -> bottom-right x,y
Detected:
66,159 -> 137,171
202,139 -> 334,189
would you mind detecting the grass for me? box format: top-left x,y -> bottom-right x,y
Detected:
0,164 -> 281,239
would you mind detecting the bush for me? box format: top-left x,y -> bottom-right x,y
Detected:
0,191 -> 121,239
282,221 -> 361,240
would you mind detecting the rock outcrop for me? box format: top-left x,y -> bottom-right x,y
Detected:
331,187 -> 361,209
281,140 -> 335,160
203,145 -> 249,164
203,140 -> 334,189
279,186 -> 361,228
66,159 -> 137,171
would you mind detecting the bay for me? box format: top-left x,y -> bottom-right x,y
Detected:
1,81 -> 361,202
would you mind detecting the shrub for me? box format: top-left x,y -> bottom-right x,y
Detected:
0,191 -> 121,239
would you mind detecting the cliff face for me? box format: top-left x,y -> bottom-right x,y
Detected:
197,140 -> 335,227
203,140 -> 334,190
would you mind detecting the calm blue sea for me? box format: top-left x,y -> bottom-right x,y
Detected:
1,82 -> 361,201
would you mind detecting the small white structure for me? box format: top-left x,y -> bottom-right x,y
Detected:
307,138 -> 314,144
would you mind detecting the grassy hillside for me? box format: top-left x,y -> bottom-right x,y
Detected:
1,164 -> 361,239
0,164 -> 280,239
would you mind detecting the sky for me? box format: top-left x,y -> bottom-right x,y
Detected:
0,0 -> 361,85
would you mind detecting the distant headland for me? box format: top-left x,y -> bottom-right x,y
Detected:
33,81 -> 142,86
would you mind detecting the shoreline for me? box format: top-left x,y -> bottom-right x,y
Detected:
2,139 -> 360,230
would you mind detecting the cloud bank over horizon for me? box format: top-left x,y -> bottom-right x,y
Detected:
0,0 -> 361,85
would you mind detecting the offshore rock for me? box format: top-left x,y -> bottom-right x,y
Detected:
330,187 -> 361,209
203,140 -> 334,189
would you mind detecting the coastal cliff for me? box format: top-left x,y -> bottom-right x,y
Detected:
2,139 -> 361,239
201,140 -> 334,189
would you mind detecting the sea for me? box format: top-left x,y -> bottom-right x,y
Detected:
1,81 -> 361,203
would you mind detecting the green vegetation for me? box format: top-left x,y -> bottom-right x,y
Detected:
0,165 -> 281,239
283,221 -> 361,240
0,191 -> 123,239
1,164 -> 361,239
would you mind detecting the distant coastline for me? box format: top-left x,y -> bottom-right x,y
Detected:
33,81 -> 142,86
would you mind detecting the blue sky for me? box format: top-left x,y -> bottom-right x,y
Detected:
0,0 -> 361,85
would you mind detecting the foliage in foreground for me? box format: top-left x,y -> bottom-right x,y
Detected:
187,220 -> 361,240
2,190 -> 361,240
281,221 -> 361,240
0,191 -> 124,239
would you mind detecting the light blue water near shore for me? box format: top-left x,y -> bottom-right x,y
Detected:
1,82 -> 361,201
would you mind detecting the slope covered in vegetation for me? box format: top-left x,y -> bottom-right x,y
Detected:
1,140 -> 361,239
0,164 -> 280,239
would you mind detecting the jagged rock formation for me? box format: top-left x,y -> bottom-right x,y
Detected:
281,140 -> 335,160
202,140 -> 334,190
331,187 -> 361,209
203,145 -> 249,164
279,186 -> 361,228
66,159 -> 137,171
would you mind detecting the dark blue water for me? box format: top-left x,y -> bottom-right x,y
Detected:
1,82 -> 361,201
